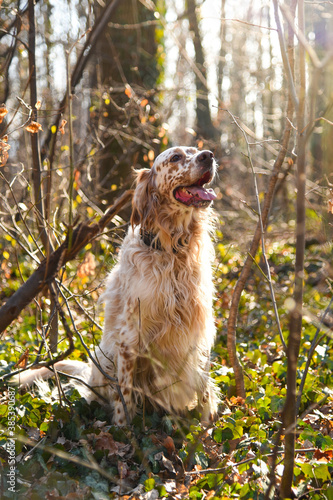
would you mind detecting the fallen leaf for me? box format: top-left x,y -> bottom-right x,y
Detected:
229,396 -> 246,405
162,436 -> 176,456
94,431 -> 118,456
118,460 -> 130,479
154,452 -> 176,474
313,449 -> 333,462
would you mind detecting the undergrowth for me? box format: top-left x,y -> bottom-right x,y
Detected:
0,231 -> 332,499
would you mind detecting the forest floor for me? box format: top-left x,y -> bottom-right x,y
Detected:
0,227 -> 332,499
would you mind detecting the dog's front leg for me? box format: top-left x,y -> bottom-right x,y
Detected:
198,356 -> 219,424
113,343 -> 136,426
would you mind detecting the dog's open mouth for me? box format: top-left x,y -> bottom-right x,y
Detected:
173,170 -> 217,208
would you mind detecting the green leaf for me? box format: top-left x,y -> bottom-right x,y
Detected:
325,486 -> 333,500
300,463 -> 314,478
145,478 -> 155,492
0,405 -> 7,416
313,463 -> 331,481
213,427 -> 223,443
232,425 -> 244,439
239,483 -> 251,497
157,484 -> 168,497
194,451 -> 209,469
189,486 -> 203,499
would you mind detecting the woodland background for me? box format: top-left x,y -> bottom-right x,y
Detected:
0,0 -> 333,498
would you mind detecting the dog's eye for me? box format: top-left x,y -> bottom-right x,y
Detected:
170,154 -> 182,162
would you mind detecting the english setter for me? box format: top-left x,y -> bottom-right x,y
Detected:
19,146 -> 219,425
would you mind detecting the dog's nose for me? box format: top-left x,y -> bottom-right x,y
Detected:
197,150 -> 214,167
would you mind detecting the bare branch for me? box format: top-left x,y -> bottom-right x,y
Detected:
0,190 -> 133,335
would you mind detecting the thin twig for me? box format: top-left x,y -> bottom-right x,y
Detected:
273,0 -> 299,111
0,189 -> 133,334
57,283 -> 131,426
279,2 -> 333,70
224,108 -> 287,351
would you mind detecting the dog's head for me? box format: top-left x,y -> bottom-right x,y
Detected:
131,146 -> 217,230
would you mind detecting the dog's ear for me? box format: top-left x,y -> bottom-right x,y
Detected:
130,168 -> 152,228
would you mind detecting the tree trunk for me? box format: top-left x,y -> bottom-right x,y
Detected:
93,0 -> 161,205
186,0 -> 218,140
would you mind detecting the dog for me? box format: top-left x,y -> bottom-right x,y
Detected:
18,146 -> 219,426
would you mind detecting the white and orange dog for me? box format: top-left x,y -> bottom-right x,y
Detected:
19,147 -> 219,425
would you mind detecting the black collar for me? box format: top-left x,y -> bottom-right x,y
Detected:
140,230 -> 162,250
140,229 -> 185,253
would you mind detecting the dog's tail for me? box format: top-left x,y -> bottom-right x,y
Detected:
15,360 -> 91,388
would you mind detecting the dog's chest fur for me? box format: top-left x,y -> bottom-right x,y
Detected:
100,227 -> 215,410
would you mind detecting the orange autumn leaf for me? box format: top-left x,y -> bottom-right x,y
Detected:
74,169 -> 80,182
35,100 -> 42,110
124,86 -> 132,98
229,396 -> 246,405
140,98 -> 149,107
313,448 -> 333,462
328,199 -> 333,214
0,106 -> 8,123
15,348 -> 29,369
25,121 -> 43,133
59,119 -> 67,135
0,135 -> 10,167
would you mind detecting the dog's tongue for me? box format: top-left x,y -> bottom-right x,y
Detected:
186,186 -> 217,201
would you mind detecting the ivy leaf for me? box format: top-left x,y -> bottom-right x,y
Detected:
313,463 -> 331,482
144,477 -> 155,492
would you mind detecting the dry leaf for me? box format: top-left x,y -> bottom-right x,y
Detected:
25,121 -> 43,133
162,436 -> 176,456
0,106 -> 8,123
0,135 -> 10,167
313,448 -> 333,462
59,119 -> 67,135
328,199 -> 333,214
229,396 -> 245,405
118,460 -> 130,479
15,348 -> 29,369
125,86 -> 132,98
35,100 -> 41,110
95,432 -> 118,455
74,169 -> 80,182
140,98 -> 149,107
